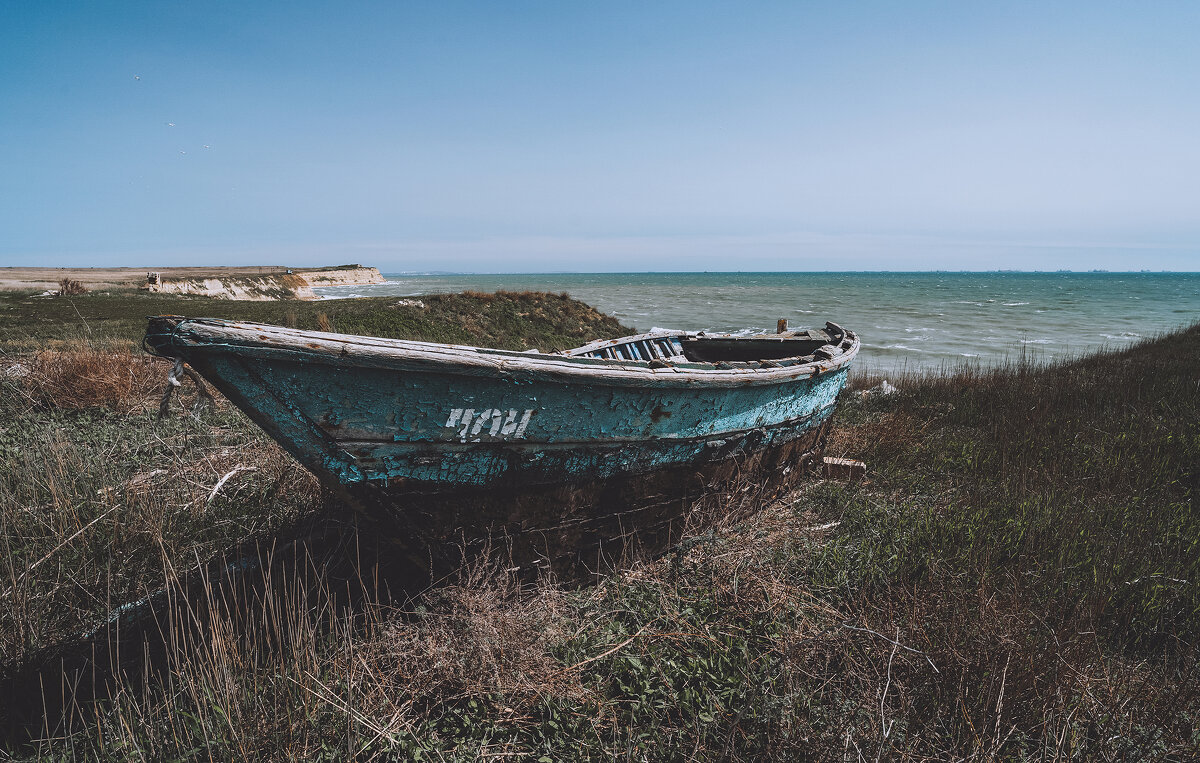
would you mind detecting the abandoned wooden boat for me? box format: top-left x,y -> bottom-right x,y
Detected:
145,316 -> 859,576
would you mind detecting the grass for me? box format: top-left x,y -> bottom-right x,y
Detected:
0,352 -> 320,675
0,292 -> 1196,759
0,289 -> 626,352
808,332 -> 1200,758
0,290 -> 627,667
826,339 -> 1200,649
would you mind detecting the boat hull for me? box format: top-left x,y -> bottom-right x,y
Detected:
147,317 -> 856,577
183,350 -> 848,487
330,414 -> 833,578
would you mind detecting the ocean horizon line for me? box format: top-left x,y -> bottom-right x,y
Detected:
379,269 -> 1199,276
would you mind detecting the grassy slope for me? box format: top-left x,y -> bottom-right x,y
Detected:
809,326 -> 1200,757
0,291 -> 629,746
825,332 -> 1200,648
0,289 -> 625,352
1,294 -> 1197,759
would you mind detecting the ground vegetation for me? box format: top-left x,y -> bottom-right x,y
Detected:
0,292 -> 1195,760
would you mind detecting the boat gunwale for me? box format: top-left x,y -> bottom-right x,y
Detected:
146,317 -> 860,388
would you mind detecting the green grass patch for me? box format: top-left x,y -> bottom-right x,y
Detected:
1,298 -> 1197,759
0,289 -> 628,352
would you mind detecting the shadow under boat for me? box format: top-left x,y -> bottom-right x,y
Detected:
0,508 -> 430,747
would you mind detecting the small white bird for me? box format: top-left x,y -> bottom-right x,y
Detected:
179,150 -> 187,154
203,144 -> 211,149
134,74 -> 141,80
166,122 -> 175,127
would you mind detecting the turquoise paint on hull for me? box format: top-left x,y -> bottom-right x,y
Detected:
350,404 -> 838,488
147,317 -> 858,495
200,354 -> 848,487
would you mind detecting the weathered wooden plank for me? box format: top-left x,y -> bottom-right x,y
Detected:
823,456 -> 867,480
148,318 -> 858,389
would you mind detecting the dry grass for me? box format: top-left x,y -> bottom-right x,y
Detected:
342,560 -> 590,749
825,408 -> 928,461
2,325 -> 1198,759
0,342 -> 320,688
10,344 -> 166,413
460,289 -> 497,301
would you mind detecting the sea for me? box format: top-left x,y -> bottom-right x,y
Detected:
313,272 -> 1200,372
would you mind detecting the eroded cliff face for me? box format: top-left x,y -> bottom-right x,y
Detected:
297,267 -> 386,287
143,266 -> 384,300
149,274 -> 315,300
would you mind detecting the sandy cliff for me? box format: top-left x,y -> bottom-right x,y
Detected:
0,265 -> 385,299
296,266 -> 386,287
149,274 -> 316,300
145,265 -> 384,299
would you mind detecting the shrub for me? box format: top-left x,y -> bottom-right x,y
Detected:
56,278 -> 88,296
19,344 -> 165,413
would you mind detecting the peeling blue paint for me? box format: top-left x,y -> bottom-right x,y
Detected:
193,353 -> 847,489
148,317 -> 857,493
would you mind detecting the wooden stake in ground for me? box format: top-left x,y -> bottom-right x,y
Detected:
823,457 -> 867,481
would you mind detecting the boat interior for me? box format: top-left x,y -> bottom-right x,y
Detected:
565,322 -> 855,367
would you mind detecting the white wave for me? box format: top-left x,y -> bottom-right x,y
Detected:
1002,302 -> 1030,306
1020,338 -> 1052,344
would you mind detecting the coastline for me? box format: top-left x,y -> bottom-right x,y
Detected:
0,264 -> 384,296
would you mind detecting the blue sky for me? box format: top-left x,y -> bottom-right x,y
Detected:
2,1 -> 1198,271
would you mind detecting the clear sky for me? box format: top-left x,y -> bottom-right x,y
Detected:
2,1 -> 1198,272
